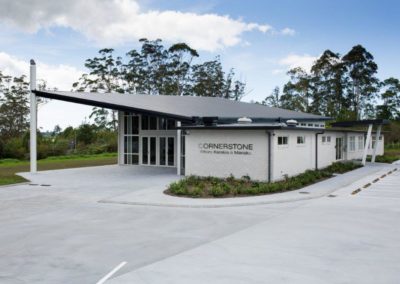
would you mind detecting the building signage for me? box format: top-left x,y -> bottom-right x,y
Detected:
198,142 -> 253,155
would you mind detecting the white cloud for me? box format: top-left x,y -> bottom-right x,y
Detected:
0,52 -> 83,90
0,0 -> 280,52
277,53 -> 318,73
0,52 -> 91,130
280,27 -> 296,36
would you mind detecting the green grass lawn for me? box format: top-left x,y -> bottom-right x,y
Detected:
368,148 -> 400,163
0,153 -> 117,186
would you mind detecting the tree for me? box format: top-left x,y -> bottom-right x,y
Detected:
52,125 -> 62,137
263,86 -> 281,107
342,45 -> 379,119
0,73 -> 30,140
76,123 -> 96,145
310,50 -> 346,118
75,39 -> 246,128
282,67 -> 314,112
73,48 -> 124,130
167,42 -> 199,96
190,57 -> 245,99
376,78 -> 400,119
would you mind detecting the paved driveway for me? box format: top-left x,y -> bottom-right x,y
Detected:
110,166 -> 400,284
0,166 -> 303,283
0,164 -> 399,284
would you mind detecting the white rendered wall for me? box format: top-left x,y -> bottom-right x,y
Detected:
317,132 -> 344,168
345,133 -> 385,159
272,130 -> 315,181
367,135 -> 384,156
185,130 -> 269,181
346,133 -> 365,160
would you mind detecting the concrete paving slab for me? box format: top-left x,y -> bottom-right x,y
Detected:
109,169 -> 400,284
1,163 -> 399,283
0,165 -> 306,283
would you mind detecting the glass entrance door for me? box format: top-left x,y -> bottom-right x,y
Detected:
142,136 -> 156,165
335,137 -> 343,160
159,137 -> 175,167
142,136 -> 175,166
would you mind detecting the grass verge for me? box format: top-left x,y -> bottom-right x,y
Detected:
165,162 -> 361,198
367,148 -> 400,164
0,153 -> 117,186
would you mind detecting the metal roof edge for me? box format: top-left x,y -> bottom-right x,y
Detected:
33,90 -> 193,122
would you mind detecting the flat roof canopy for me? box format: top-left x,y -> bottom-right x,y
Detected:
331,119 -> 390,128
34,90 -> 330,123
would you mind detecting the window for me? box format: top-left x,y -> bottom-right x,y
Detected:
371,138 -> 376,149
158,118 -> 174,130
314,124 -> 319,127
358,135 -> 364,150
301,123 -> 306,126
123,113 -> 140,165
149,116 -> 158,130
167,119 -> 176,130
141,115 -> 149,130
321,136 -> 331,144
349,136 -> 356,151
278,136 -> 288,145
308,123 -> 313,127
297,136 -> 305,144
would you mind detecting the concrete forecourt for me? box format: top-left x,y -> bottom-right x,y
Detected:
0,163 -> 399,283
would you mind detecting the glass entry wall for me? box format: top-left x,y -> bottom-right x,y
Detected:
122,112 -> 177,167
123,113 -> 139,164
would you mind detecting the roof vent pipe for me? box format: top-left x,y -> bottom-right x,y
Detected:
237,117 -> 252,124
286,119 -> 298,127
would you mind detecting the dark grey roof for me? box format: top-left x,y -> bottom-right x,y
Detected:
34,90 -> 330,122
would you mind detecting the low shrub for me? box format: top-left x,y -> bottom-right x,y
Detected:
166,162 -> 361,198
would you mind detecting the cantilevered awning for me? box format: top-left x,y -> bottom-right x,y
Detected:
33,90 -> 330,123
331,119 -> 390,127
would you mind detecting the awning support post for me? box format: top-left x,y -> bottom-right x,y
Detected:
361,124 -> 373,166
30,60 -> 37,173
371,124 -> 382,163
176,121 -> 181,175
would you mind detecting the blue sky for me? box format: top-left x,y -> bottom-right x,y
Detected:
0,0 -> 399,130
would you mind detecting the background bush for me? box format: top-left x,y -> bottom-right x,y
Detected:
0,124 -> 117,160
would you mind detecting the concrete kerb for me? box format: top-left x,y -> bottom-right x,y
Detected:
99,164 -> 396,208
0,181 -> 30,189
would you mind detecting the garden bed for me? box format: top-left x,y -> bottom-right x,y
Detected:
165,162 -> 361,198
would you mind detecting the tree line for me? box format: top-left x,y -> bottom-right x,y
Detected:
73,39 -> 246,130
1,42 -> 400,160
263,45 -> 400,121
0,39 -> 246,159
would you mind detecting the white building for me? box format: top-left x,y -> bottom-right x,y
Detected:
29,57 -> 386,181
30,88 -> 386,182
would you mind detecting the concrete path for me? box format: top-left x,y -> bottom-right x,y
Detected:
109,167 -> 400,284
100,163 -> 394,207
